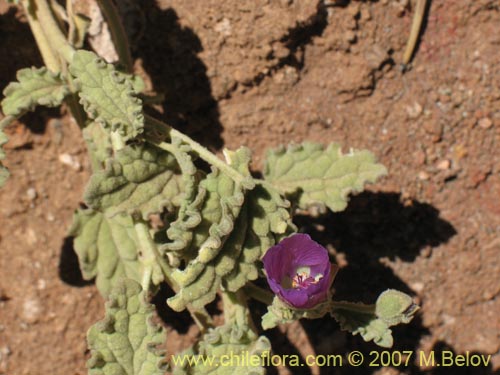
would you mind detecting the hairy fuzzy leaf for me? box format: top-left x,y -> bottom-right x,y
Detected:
166,148 -> 253,311
159,138 -> 201,252
69,50 -> 143,141
69,209 -> 162,296
1,67 -> 69,117
264,142 -> 387,212
87,279 -> 167,375
222,184 -> 295,292
84,143 -> 183,219
173,324 -> 270,375
0,125 -> 8,187
82,121 -> 113,172
261,296 -> 331,330
331,290 -> 418,348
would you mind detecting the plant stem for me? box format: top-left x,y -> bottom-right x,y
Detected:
31,0 -> 75,63
221,290 -> 257,333
244,282 -> 273,305
97,0 -> 133,72
145,115 -> 252,186
134,220 -> 157,291
331,301 -> 375,314
22,0 -> 61,72
133,219 -> 213,332
21,1 -> 88,128
402,0 -> 428,66
64,93 -> 87,128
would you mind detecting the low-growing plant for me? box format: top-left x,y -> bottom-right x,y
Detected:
0,1 -> 418,373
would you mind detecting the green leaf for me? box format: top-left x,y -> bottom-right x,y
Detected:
1,67 -> 69,117
158,138 -> 201,253
172,324 -> 270,375
262,296 -> 331,330
69,50 -> 143,142
84,143 -> 184,219
375,289 -> 419,326
165,148 -> 252,311
222,184 -> 295,292
331,290 -> 418,348
263,142 -> 387,212
0,125 -> 9,187
82,121 -> 113,172
69,209 -> 162,296
87,279 -> 167,375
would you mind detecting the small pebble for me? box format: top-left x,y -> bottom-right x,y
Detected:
37,279 -> 47,290
26,187 -> 37,201
25,228 -> 37,246
58,153 -> 82,171
418,171 -> 430,180
478,117 -> 493,129
437,159 -> 451,170
406,102 -> 423,119
410,282 -> 425,293
22,296 -> 43,324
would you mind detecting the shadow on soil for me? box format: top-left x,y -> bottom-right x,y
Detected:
58,236 -> 93,287
261,191 -> 464,375
260,192 -> 497,374
134,2 -> 223,151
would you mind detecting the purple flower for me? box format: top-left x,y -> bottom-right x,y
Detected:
262,233 -> 337,309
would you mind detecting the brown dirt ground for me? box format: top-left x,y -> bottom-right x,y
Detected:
1,0 -> 500,374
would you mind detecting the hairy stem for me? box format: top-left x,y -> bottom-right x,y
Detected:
134,220 -> 157,291
331,301 -> 375,314
133,219 -> 213,332
22,0 -> 61,72
97,0 -> 133,72
221,290 -> 257,333
244,282 -> 274,305
31,0 -> 75,63
22,1 -> 87,128
145,115 -> 252,186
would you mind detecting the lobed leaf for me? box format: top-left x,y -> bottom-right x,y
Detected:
331,289 -> 418,348
159,137 -> 202,253
261,296 -> 331,330
173,324 -> 270,375
69,50 -> 143,141
166,148 -> 253,311
82,121 -> 113,172
87,279 -> 167,375
222,184 -> 295,292
69,209 -> 162,296
263,142 -> 387,212
1,67 -> 69,117
84,143 -> 184,219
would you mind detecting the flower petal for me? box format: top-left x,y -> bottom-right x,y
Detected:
262,233 -> 336,309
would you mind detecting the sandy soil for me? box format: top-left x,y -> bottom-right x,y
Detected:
0,0 -> 499,374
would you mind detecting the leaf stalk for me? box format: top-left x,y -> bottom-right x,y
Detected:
145,115 -> 250,185
133,219 -> 214,332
